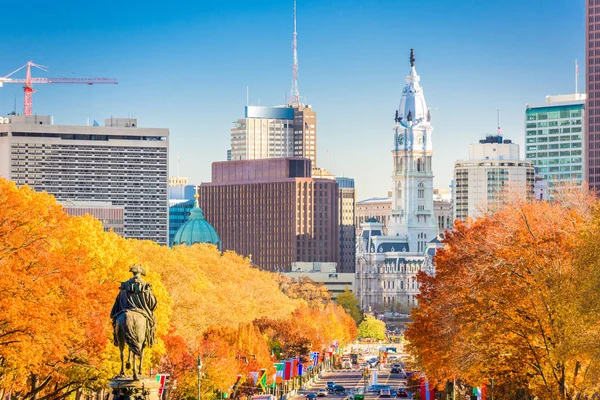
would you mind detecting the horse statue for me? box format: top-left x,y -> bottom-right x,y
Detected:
110,265 -> 157,380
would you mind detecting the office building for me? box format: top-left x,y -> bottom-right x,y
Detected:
336,177 -> 356,273
60,200 -> 125,235
356,197 -> 392,235
285,262 -> 355,298
230,105 -> 317,168
199,158 -> 339,272
433,189 -> 453,232
356,50 -> 439,312
525,94 -> 585,189
0,115 -> 169,244
453,135 -> 535,222
586,0 -> 600,190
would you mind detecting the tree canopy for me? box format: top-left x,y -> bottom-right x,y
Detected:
335,287 -> 363,324
407,191 -> 600,399
358,315 -> 386,340
0,179 -> 358,400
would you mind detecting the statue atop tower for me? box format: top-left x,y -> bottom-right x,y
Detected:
410,48 -> 415,67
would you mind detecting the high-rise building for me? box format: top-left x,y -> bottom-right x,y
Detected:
0,115 -> 169,244
169,199 -> 195,246
586,0 -> 600,190
230,106 -> 295,161
293,105 -> 317,167
199,158 -> 339,272
525,94 -> 585,189
453,135 -> 535,222
336,177 -> 356,273
356,50 -> 438,312
60,200 -> 125,235
230,105 -> 317,168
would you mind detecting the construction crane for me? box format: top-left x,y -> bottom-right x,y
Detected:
0,61 -> 118,116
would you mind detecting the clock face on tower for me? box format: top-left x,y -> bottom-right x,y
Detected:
417,133 -> 424,144
397,135 -> 404,146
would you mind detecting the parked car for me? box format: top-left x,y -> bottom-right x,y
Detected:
334,385 -> 346,394
317,389 -> 328,397
306,394 -> 318,400
327,382 -> 336,392
380,389 -> 391,398
396,389 -> 408,398
390,366 -> 401,373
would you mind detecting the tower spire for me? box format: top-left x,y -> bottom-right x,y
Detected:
290,0 -> 300,107
410,48 -> 415,67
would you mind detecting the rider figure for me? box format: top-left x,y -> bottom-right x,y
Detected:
110,265 -> 157,349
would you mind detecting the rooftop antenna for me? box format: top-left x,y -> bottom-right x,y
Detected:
290,0 -> 300,107
246,86 -> 249,107
497,109 -> 503,136
177,151 -> 180,177
575,59 -> 579,96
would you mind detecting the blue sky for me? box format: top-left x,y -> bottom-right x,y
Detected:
0,0 -> 584,198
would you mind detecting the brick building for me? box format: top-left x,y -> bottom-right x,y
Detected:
199,158 -> 339,272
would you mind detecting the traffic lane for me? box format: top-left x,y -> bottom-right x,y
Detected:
293,370 -> 365,400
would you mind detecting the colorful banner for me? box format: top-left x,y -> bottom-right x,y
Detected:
298,362 -> 303,377
292,359 -> 298,378
275,362 -> 284,383
420,378 -> 435,400
249,372 -> 259,386
258,369 -> 267,391
155,374 -> 169,397
284,360 -> 292,381
312,352 -> 319,366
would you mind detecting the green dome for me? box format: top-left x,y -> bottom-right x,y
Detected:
172,197 -> 221,248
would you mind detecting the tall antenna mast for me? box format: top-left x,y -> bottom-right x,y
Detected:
290,0 -> 300,107
575,59 -> 579,96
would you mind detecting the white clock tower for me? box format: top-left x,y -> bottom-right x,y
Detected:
388,49 -> 437,253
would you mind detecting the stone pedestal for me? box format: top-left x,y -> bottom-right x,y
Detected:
108,376 -> 161,400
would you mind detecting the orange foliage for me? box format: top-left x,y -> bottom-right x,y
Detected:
407,192 -> 600,398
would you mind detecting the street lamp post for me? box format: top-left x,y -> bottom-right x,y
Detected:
197,356 -> 203,400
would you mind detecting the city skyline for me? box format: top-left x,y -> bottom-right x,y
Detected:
0,0 -> 584,198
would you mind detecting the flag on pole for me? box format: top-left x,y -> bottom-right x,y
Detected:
576,59 -> 579,76
292,359 -> 298,378
275,362 -> 284,383
497,126 -> 503,135
284,360 -> 292,381
155,374 -> 169,397
258,369 -> 267,391
298,361 -> 303,377
249,372 -> 259,386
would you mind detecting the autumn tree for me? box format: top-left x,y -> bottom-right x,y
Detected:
335,287 -> 363,324
358,315 -> 386,340
407,191 -> 600,399
277,275 -> 331,307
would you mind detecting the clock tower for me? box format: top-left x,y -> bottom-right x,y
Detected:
388,49 -> 437,253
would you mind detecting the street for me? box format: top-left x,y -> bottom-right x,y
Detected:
293,364 -> 411,400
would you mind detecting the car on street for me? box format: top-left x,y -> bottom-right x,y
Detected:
306,394 -> 318,400
390,366 -> 401,373
396,389 -> 408,398
380,389 -> 391,398
327,382 -> 336,388
317,389 -> 328,397
333,385 -> 346,394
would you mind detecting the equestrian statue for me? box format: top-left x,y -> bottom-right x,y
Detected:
110,265 -> 157,380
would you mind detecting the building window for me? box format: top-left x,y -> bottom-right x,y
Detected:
418,182 -> 424,199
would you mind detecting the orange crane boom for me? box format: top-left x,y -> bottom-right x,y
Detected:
0,61 -> 118,116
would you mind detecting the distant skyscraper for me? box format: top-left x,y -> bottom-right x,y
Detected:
61,200 -> 125,236
199,158 -> 339,272
587,0 -> 600,190
336,177 -> 356,273
525,94 -> 585,189
453,135 -> 535,222
0,115 -> 169,244
230,105 -> 317,167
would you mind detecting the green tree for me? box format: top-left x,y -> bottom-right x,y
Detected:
335,287 -> 363,324
358,315 -> 386,340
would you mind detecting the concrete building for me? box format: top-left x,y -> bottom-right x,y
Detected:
586,0 -> 600,191
199,158 -> 339,272
230,105 -> 317,168
0,115 -> 169,244
525,94 -> 585,190
356,197 -> 392,235
355,194 -> 452,236
356,50 -> 438,312
285,262 -> 355,298
336,177 -> 356,273
60,200 -> 125,235
454,135 -> 535,222
169,176 -> 188,186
